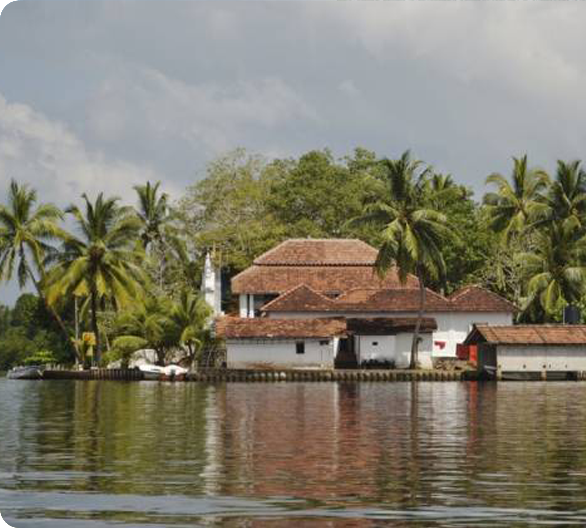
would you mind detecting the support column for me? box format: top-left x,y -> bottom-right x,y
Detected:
248,294 -> 255,318
239,294 -> 248,318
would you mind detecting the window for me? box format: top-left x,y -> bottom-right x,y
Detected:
372,341 -> 378,346
296,342 -> 305,355
319,340 -> 329,346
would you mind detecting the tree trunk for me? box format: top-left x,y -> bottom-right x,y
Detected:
155,347 -> 165,366
410,276 -> 426,369
29,270 -> 71,342
90,292 -> 101,365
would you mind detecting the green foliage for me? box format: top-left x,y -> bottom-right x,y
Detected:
0,304 -> 10,334
0,293 -> 75,369
266,149 -> 369,239
23,350 -> 57,366
44,193 -> 147,362
178,149 -> 285,274
0,179 -> 64,287
5,147 -> 586,371
350,150 -> 452,368
113,291 -> 212,367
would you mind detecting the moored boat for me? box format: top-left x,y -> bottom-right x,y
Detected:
7,366 -> 44,380
161,364 -> 189,381
138,364 -> 165,381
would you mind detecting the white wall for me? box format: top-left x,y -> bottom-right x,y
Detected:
354,333 -> 433,369
268,311 -> 513,358
498,345 -> 586,372
357,335 -> 396,363
227,338 -> 335,369
396,333 -> 433,369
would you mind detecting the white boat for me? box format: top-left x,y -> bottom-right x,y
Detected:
7,366 -> 43,380
162,364 -> 189,377
137,364 -> 189,381
138,364 -> 165,381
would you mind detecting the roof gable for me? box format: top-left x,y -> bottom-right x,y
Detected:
261,285 -> 516,314
449,286 -> 517,313
261,284 -> 335,312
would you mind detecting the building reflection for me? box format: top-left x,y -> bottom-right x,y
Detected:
203,381 -> 473,509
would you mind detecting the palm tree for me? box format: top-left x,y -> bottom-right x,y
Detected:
421,173 -> 465,209
351,151 -> 449,368
537,160 -> 586,233
170,290 -> 213,367
519,223 -> 586,320
45,193 -> 145,363
113,295 -> 175,366
484,155 -> 549,242
0,179 -> 69,336
134,181 -> 170,250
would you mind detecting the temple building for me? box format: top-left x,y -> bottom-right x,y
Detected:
216,239 -> 515,369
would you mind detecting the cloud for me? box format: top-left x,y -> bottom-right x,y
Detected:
0,92 -> 164,207
86,64 -> 320,159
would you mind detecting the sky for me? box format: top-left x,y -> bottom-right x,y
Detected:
1,0 -> 586,303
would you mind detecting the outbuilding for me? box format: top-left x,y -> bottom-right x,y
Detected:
464,324 -> 586,380
216,316 -> 436,370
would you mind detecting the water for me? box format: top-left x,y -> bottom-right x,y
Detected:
2,380 -> 586,527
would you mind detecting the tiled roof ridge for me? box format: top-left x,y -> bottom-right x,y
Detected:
449,284 -> 495,300
255,262 -> 375,267
260,283 -> 334,312
252,238 -> 378,266
449,285 -> 517,311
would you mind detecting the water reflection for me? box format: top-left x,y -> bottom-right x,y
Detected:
2,380 -> 586,526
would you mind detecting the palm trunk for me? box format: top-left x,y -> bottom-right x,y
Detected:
90,292 -> 101,365
410,277 -> 426,369
29,270 -> 71,341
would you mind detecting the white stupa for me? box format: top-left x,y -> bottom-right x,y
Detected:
201,252 -> 222,316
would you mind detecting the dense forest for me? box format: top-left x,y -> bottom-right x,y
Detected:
1,147 -> 584,369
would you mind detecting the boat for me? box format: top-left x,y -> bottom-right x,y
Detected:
7,366 -> 44,380
162,364 -> 189,381
483,365 -> 548,381
137,364 -> 165,381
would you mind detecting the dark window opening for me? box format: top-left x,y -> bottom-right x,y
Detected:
296,342 -> 305,355
319,340 -> 329,346
372,342 -> 378,346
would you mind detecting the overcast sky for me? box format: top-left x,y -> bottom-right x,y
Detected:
2,0 -> 586,303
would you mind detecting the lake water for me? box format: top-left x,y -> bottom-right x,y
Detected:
2,379 -> 586,527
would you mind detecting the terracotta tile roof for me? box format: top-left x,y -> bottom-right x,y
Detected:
232,265 -> 417,295
448,286 -> 517,313
336,288 -> 379,303
215,317 -> 347,339
263,286 -> 516,314
262,287 -> 451,313
260,284 -> 336,312
253,239 -> 379,266
344,288 -> 451,312
466,324 -> 586,345
215,316 -> 437,339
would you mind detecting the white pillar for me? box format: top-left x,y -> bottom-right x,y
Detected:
201,252 -> 223,317
239,294 -> 248,318
248,294 -> 255,318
